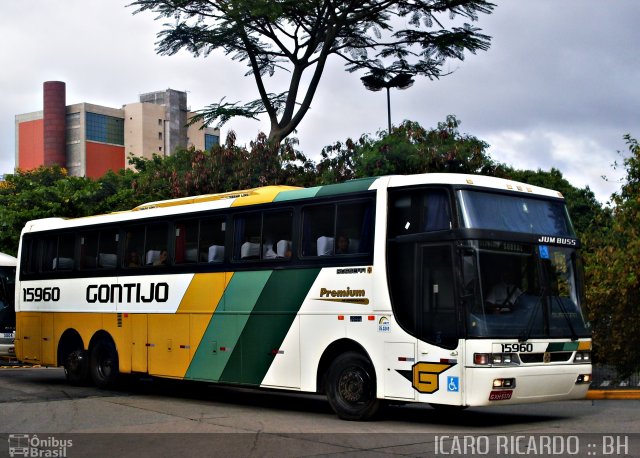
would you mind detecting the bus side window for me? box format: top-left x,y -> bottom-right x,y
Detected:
98,229 -> 119,269
263,210 -> 292,259
40,236 -> 57,273
421,190 -> 451,232
302,204 -> 334,257
336,201 -> 373,255
389,189 -> 451,237
80,232 -> 99,269
234,213 -> 261,260
125,226 -> 145,268
54,233 -> 75,271
175,219 -> 199,265
200,217 -> 226,263
21,238 -> 39,275
146,223 -> 169,267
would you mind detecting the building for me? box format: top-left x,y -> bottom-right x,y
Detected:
15,82 -> 220,178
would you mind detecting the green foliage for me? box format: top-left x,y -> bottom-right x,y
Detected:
583,135 -> 640,377
0,167 -> 137,256
130,0 -> 494,142
315,116 -> 508,184
130,131 -> 316,201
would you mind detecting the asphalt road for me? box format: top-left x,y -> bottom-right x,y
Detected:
1,367 -> 638,457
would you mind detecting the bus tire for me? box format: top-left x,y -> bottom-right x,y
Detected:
64,349 -> 90,385
326,351 -> 380,421
90,339 -> 119,389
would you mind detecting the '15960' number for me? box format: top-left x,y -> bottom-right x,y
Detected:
23,287 -> 60,302
501,343 -> 534,353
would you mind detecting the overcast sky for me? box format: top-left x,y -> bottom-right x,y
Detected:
1,0 -> 637,203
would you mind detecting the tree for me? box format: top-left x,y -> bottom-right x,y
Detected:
583,135 -> 640,377
315,116 -> 507,184
130,0 -> 494,143
0,167 -> 140,256
130,131 -> 316,200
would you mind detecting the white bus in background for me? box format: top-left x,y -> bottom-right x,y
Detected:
0,252 -> 17,358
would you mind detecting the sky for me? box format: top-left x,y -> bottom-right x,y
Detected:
1,0 -> 637,203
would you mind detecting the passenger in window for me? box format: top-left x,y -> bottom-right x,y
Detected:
127,251 -> 140,268
335,234 -> 350,254
154,250 -> 168,266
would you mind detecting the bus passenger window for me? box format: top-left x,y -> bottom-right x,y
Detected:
55,233 -> 75,271
40,236 -> 58,272
234,213 -> 261,260
263,210 -> 292,260
80,232 -> 99,269
146,223 -> 169,267
175,220 -> 199,264
97,229 -> 119,269
125,226 -> 145,268
200,217 -> 226,263
336,201 -> 372,255
302,205 -> 334,257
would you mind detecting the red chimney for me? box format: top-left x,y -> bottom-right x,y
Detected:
43,81 -> 66,167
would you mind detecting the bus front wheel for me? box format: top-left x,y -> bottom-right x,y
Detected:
326,351 -> 380,421
90,340 -> 119,389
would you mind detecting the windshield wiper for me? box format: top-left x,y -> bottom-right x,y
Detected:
550,295 -> 578,341
519,288 -> 545,342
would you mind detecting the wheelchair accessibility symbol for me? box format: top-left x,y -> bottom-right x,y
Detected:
447,376 -> 459,392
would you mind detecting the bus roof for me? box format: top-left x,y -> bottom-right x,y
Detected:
0,252 -> 17,267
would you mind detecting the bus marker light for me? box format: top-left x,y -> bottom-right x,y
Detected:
338,315 -> 344,321
474,353 -> 489,365
368,315 -> 375,321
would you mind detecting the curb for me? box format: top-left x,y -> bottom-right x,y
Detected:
586,390 -> 640,400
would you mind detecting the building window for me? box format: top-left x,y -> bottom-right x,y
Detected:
158,119 -> 162,126
86,112 -> 124,145
158,132 -> 162,140
205,134 -> 219,151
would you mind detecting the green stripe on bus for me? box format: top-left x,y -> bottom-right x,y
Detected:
220,268 -> 321,385
185,270 -> 272,382
273,187 -> 321,202
546,342 -> 579,352
315,177 -> 377,197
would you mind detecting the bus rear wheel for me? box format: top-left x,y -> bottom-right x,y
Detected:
90,340 -> 119,389
64,349 -> 89,385
326,351 -> 380,421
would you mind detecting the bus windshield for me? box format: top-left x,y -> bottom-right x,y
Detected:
458,190 -> 575,236
464,241 -> 590,339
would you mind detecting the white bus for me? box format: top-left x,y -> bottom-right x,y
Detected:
0,252 -> 17,358
15,173 -> 591,420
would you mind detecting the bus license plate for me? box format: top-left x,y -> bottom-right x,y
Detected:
489,390 -> 513,401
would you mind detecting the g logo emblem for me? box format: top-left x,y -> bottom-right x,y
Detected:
412,362 -> 455,393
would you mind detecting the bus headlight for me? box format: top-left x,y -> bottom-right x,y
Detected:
574,351 -> 591,363
474,353 -> 519,366
576,374 -> 592,384
493,378 -> 516,389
